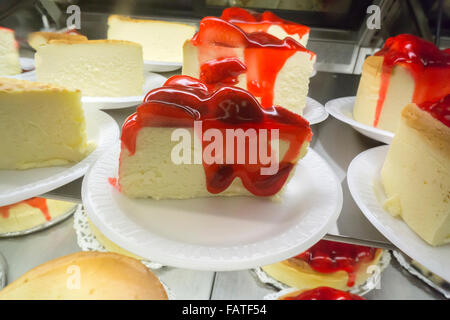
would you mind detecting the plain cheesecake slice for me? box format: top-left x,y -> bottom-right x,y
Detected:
381,96 -> 450,246
183,17 -> 315,115
354,34 -> 450,133
220,7 -> 310,47
35,39 -> 144,97
0,252 -> 168,300
27,31 -> 87,50
118,75 -> 312,200
0,78 -> 92,169
0,27 -> 21,75
0,198 -> 76,234
262,240 -> 383,291
107,15 -> 196,63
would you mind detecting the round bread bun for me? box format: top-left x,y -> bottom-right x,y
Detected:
0,252 -> 168,300
261,249 -> 383,291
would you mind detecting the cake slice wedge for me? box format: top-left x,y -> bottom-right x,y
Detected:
220,7 -> 310,47
0,27 -> 21,75
381,96 -> 450,246
0,78 -> 91,170
107,15 -> 196,63
35,39 -> 144,97
118,75 -> 312,200
182,17 -> 315,115
353,34 -> 450,133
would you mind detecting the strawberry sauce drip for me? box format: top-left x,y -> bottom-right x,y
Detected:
294,240 -> 378,287
120,75 -> 312,197
190,17 -> 314,109
283,287 -> 365,300
419,94 -> 450,127
220,7 -> 310,40
200,57 -> 247,86
373,34 -> 450,127
0,198 -> 50,221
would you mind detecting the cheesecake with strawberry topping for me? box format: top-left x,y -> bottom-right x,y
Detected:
182,17 -> 315,115
381,96 -> 450,246
280,287 -> 364,300
220,7 -> 310,47
262,240 -> 384,291
353,34 -> 450,133
118,75 -> 312,199
0,27 -> 20,75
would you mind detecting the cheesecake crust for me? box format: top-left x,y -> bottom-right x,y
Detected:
0,77 -> 79,92
46,39 -> 142,47
28,31 -> 87,49
401,103 -> 450,159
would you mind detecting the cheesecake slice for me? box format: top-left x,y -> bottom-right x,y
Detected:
0,198 -> 76,234
381,96 -> 450,246
35,39 -> 144,97
183,17 -> 315,115
0,252 -> 168,300
280,287 -> 364,300
107,15 -> 196,63
0,78 -> 91,169
27,31 -> 87,50
262,240 -> 383,291
354,34 -> 450,133
118,75 -> 312,200
220,7 -> 310,47
0,27 -> 21,75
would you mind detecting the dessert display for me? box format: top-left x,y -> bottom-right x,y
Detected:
27,31 -> 87,50
0,198 -> 75,234
0,252 -> 168,300
107,15 -> 196,63
353,34 -> 450,133
220,7 -> 310,47
118,75 -> 312,199
0,78 -> 92,170
182,16 -> 316,115
35,39 -> 144,97
381,96 -> 450,246
280,287 -> 364,300
262,240 -> 383,291
0,27 -> 21,75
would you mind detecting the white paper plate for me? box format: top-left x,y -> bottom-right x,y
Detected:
325,97 -> 394,144
304,97 -> 328,125
82,145 -> 343,271
81,72 -> 167,109
347,146 -> 450,282
2,57 -> 35,80
144,60 -> 182,73
0,109 -> 119,206
0,252 -> 6,289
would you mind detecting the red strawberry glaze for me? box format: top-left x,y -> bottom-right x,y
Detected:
419,94 -> 450,127
221,7 -> 310,41
294,240 -> 379,287
372,34 -> 450,127
0,198 -> 50,221
120,75 -> 312,197
190,17 -> 315,109
283,287 -> 365,300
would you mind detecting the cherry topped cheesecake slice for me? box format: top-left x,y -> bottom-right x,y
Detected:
280,287 -> 364,300
220,7 -> 310,47
262,240 -> 384,291
354,34 -> 450,133
118,75 -> 312,200
182,17 -> 316,115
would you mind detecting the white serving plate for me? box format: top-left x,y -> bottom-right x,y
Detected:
144,60 -> 182,73
82,72 -> 167,109
325,97 -> 394,144
304,97 -> 328,125
2,57 -> 35,80
0,252 -> 6,289
347,146 -> 450,282
82,146 -> 343,271
0,109 -> 119,206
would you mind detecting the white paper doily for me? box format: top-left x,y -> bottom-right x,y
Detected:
258,250 -> 391,299
73,206 -> 164,270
